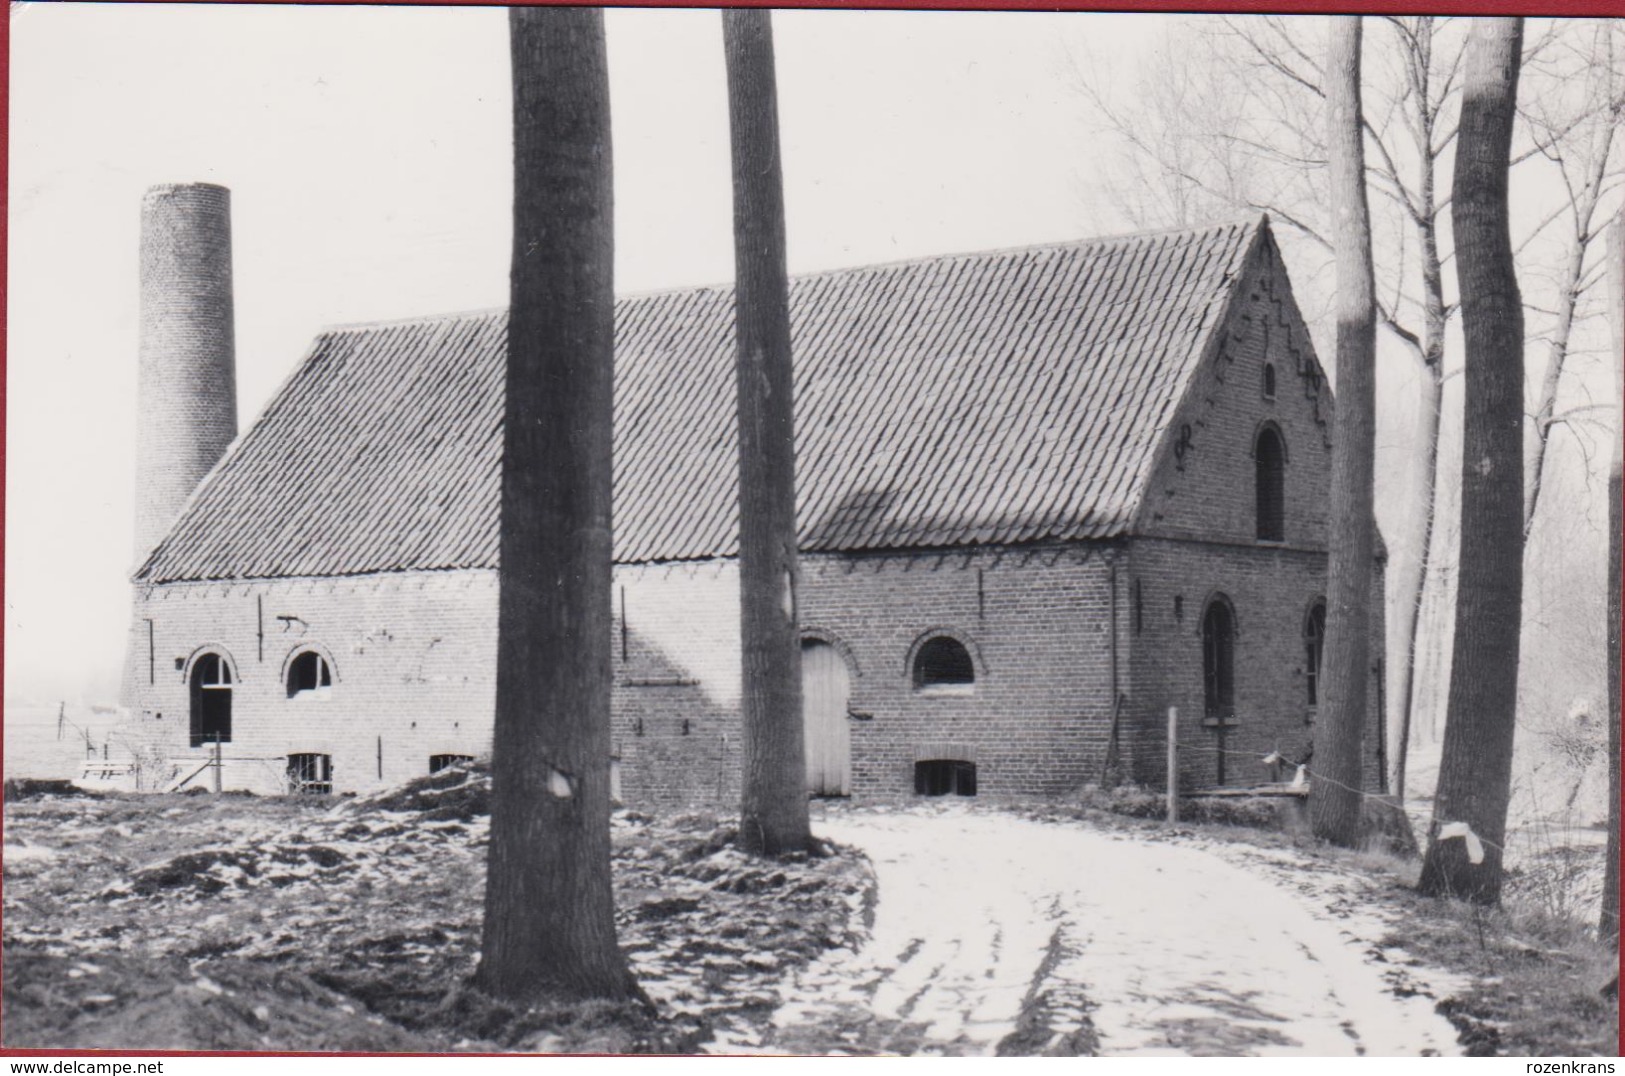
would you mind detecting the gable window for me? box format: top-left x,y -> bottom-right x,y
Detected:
286,650 -> 333,698
287,753 -> 333,794
1255,426 -> 1286,542
188,652 -> 233,748
913,635 -> 975,691
1201,598 -> 1236,722
1305,600 -> 1327,710
1263,362 -> 1277,400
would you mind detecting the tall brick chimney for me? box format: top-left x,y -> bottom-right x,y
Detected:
133,183 -> 238,564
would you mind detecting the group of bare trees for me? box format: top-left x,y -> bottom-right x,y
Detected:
1088,14 -> 1620,920
476,8 -> 809,1004
1083,17 -> 1622,812
1316,15 -> 1617,911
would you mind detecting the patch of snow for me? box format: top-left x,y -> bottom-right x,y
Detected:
4,842 -> 55,862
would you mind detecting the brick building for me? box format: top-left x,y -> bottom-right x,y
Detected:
121,211 -> 1386,802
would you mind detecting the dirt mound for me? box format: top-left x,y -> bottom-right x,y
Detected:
4,774 -> 875,1053
4,779 -> 98,801
2,948 -> 435,1051
355,760 -> 490,821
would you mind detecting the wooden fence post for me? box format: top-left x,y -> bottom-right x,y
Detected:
1166,706 -> 1178,824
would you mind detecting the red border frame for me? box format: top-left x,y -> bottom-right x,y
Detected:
0,0 -> 1620,1060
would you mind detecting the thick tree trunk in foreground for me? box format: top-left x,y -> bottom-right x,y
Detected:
724,8 -> 810,856
1312,15 -> 1376,850
476,7 -> 637,1001
1601,214 -> 1621,946
1418,16 -> 1524,906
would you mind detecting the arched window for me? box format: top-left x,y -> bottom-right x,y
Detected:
286,650 -> 333,698
1305,601 -> 1327,709
1255,426 -> 1286,542
189,652 -> 233,748
1201,599 -> 1236,722
1263,362 -> 1277,400
913,635 -> 975,690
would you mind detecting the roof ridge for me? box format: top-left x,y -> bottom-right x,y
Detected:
319,306 -> 506,335
311,215 -> 1268,337
788,213 -> 1265,280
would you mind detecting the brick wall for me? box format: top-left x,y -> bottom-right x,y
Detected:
122,571 -> 501,795
1121,538 -> 1386,792
1137,240 -> 1334,550
135,184 -> 238,564
1121,237 -> 1388,793
799,547 -> 1121,799
120,564 -> 743,800
120,533 -> 1379,801
604,550 -> 1122,804
117,549 -> 1128,801
610,561 -> 743,808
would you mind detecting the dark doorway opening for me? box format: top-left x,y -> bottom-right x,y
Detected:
915,759 -> 977,796
188,652 -> 233,748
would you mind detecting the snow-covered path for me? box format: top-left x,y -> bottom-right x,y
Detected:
735,808 -> 1463,1057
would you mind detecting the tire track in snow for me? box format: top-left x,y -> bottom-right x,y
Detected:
742,808 -> 1462,1057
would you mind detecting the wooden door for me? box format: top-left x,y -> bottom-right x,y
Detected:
801,639 -> 851,796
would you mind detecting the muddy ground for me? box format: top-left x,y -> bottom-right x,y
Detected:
1,770 -> 872,1052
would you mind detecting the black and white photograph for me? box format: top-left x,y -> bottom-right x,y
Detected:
3,1 -> 1621,1057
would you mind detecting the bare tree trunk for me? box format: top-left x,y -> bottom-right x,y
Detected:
1392,16 -> 1450,808
1418,16 -> 1525,906
1395,366 -> 1443,806
1312,15 -> 1376,849
724,8 -> 810,857
1601,213 -> 1621,946
1525,236 -> 1589,538
1522,22 -> 1621,542
476,7 -> 638,1001
1523,122 -> 1618,538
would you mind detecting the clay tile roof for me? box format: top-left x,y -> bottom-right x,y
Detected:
136,216 -> 1266,583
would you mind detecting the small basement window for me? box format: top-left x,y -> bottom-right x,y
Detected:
429,753 -> 475,774
915,759 -> 977,797
287,753 -> 333,795
286,650 -> 333,698
913,636 -> 975,691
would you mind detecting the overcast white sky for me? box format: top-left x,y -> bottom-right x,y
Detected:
7,4 -> 1614,711
7,3 -> 1181,703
